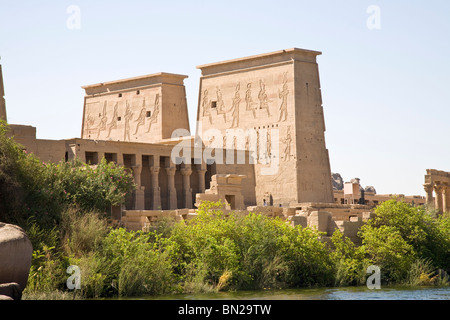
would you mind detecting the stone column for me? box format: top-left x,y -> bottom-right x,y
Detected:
423,183 -> 434,208
166,167 -> 177,210
150,166 -> 161,210
116,153 -> 124,166
197,169 -> 207,193
132,165 -> 145,210
433,183 -> 444,214
181,167 -> 193,209
443,183 -> 449,213
97,151 -> 105,163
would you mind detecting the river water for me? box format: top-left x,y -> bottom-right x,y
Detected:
140,286 -> 450,300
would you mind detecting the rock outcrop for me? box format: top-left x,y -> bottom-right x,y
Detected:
0,223 -> 33,299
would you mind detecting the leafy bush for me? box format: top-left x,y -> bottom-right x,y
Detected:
45,158 -> 135,213
165,201 -> 334,291
361,200 -> 450,275
0,121 -> 135,229
100,228 -> 176,297
330,230 -> 369,286
359,224 -> 416,283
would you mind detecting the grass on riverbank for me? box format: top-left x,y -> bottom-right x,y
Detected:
21,200 -> 450,300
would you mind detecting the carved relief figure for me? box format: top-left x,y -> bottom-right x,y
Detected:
202,89 -> 212,124
146,94 -> 160,133
106,102 -> 119,138
229,83 -> 240,128
216,87 -> 227,121
216,87 -> 225,113
96,101 -> 108,139
245,83 -> 256,117
134,98 -> 147,134
278,73 -> 289,122
124,101 -> 134,141
283,126 -> 292,161
85,114 -> 95,130
266,129 -> 272,158
258,80 -> 271,117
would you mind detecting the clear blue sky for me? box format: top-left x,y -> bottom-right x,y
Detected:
1,0 -> 449,196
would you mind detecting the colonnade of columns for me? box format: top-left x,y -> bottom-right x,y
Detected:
423,182 -> 450,214
78,148 -> 209,211
128,155 -> 207,211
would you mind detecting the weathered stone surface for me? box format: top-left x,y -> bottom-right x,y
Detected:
0,282 -> 22,300
307,211 -> 331,233
331,173 -> 344,191
196,174 -> 247,210
196,48 -> 334,206
0,223 -> 33,292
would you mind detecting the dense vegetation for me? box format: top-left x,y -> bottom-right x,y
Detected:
1,121 -> 449,299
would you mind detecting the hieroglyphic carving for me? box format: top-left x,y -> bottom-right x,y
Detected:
229,83 -> 240,128
84,101 -> 99,135
85,114 -> 95,130
283,126 -> 292,161
146,94 -> 160,133
216,87 -> 226,121
245,83 -> 256,117
106,102 -> 119,138
278,72 -> 289,122
134,98 -> 147,134
258,80 -> 271,116
201,89 -> 212,124
96,101 -> 108,139
124,101 -> 134,141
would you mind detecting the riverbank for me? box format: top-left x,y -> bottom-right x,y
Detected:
19,199 -> 450,300
135,285 -> 450,301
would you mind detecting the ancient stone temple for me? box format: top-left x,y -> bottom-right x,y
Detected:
4,48 -> 338,215
81,73 -> 190,143
424,169 -> 450,214
196,48 -> 334,206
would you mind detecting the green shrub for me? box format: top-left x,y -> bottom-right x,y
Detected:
25,245 -> 67,294
101,228 -> 176,297
165,201 -> 335,291
330,230 -> 370,286
359,224 -> 416,283
60,208 -> 109,258
368,199 -> 449,269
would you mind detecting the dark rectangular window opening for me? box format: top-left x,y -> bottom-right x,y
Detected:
146,111 -> 151,117
136,90 -> 140,95
117,116 -> 121,121
118,93 -> 122,97
211,101 -> 217,108
105,153 -> 117,163
85,152 -> 98,165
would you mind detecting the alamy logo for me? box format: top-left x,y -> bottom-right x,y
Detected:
366,5 -> 381,30
66,265 -> 81,290
66,5 -> 81,30
171,121 -> 281,176
366,265 -> 381,289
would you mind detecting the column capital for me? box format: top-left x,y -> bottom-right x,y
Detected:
131,164 -> 142,173
423,183 -> 433,192
165,167 -> 176,176
180,168 -> 193,176
433,182 -> 444,193
150,166 -> 160,175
